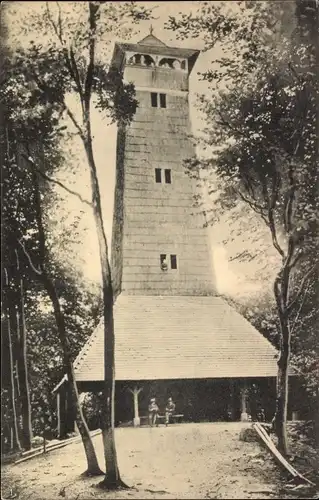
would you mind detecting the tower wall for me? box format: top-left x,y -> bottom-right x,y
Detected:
111,38 -> 215,297
124,65 -> 189,91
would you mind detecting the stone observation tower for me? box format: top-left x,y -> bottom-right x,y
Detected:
110,31 -> 215,297
54,32 -> 280,434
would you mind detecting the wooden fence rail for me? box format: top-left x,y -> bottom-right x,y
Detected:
253,422 -> 315,487
14,429 -> 101,465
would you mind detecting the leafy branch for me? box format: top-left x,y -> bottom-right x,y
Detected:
287,263 -> 318,313
17,238 -> 42,276
65,106 -> 85,141
21,154 -> 92,207
45,2 -> 85,114
289,282 -> 310,336
84,3 -> 99,111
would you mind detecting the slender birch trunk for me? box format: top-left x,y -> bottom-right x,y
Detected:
15,254 -> 32,450
3,269 -> 21,452
84,138 -> 124,488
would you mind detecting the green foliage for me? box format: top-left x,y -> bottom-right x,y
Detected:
290,278 -> 319,400
94,65 -> 137,126
166,1 -> 296,80
1,389 -> 14,453
2,125 -> 102,439
81,392 -> 104,431
25,280 -> 102,438
2,45 -> 68,147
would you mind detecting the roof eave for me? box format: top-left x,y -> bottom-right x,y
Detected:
188,50 -> 200,75
116,42 -> 199,58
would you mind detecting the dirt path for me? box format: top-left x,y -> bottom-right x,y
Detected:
2,423 -> 281,499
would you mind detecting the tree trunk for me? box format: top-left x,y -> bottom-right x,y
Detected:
275,309 -> 290,456
42,273 -> 104,476
8,318 -> 21,452
16,274 -> 32,450
8,292 -> 24,447
315,388 -> 319,450
84,139 -> 125,489
99,325 -> 120,488
28,155 -> 103,475
4,273 -> 21,452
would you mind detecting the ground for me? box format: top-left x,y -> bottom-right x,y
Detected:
1,423 -> 316,500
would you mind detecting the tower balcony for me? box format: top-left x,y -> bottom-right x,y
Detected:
124,65 -> 189,92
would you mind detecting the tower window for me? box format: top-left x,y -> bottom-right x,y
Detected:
151,92 -> 167,108
170,255 -> 177,270
164,169 -> 171,184
155,168 -> 162,183
160,93 -> 166,108
160,254 -> 168,271
160,254 -> 178,271
151,92 -> 158,107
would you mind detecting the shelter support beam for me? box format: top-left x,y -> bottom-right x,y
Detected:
128,386 -> 143,427
56,389 -> 68,439
240,381 -> 249,422
229,380 -> 236,421
57,392 -> 61,438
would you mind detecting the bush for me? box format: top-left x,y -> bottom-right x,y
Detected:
81,392 -> 103,431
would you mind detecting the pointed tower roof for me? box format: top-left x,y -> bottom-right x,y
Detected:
138,27 -> 167,47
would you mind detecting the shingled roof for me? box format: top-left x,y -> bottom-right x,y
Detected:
74,295 -> 279,382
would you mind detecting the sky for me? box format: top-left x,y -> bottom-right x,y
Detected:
5,1 -> 277,303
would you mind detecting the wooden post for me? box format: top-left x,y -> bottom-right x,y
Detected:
57,392 -> 61,439
240,381 -> 249,422
229,380 -> 235,421
73,393 -> 83,437
58,388 -> 67,439
128,386 -> 143,427
66,385 -> 75,434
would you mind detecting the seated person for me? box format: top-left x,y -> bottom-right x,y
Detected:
165,397 -> 176,426
148,398 -> 159,427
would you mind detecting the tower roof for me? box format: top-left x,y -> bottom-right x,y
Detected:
138,33 -> 167,47
72,295 -> 282,383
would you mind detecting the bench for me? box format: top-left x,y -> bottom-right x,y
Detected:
140,414 -> 184,426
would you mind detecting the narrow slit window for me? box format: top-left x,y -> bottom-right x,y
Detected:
155,168 -> 162,183
170,255 -> 177,270
151,92 -> 158,107
160,254 -> 168,271
160,93 -> 166,108
164,169 -> 171,184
